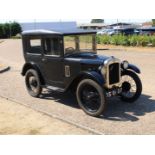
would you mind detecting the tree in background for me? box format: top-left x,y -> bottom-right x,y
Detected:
10,22 -> 22,36
91,19 -> 104,23
0,21 -> 22,38
3,23 -> 10,38
0,24 -> 4,38
152,19 -> 155,26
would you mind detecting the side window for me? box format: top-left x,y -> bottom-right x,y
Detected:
27,38 -> 41,54
30,39 -> 41,54
43,38 -> 61,56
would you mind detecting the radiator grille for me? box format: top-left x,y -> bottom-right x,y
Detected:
109,63 -> 120,85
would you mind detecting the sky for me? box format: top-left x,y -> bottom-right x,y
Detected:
0,0 -> 153,25
0,0 -> 153,24
0,19 -> 151,24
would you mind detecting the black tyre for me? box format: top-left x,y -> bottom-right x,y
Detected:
25,69 -> 42,97
76,79 -> 107,117
120,70 -> 142,102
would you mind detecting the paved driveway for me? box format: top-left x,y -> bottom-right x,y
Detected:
0,39 -> 155,134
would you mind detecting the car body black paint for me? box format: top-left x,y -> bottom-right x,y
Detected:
21,29 -> 141,92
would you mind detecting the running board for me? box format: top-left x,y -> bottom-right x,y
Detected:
46,85 -> 65,93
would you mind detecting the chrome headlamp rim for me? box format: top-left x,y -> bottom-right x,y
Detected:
100,65 -> 106,76
122,60 -> 129,69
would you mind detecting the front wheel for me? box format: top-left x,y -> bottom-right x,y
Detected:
120,70 -> 142,102
76,79 -> 107,117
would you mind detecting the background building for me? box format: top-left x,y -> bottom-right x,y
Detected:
108,22 -> 140,29
78,23 -> 106,30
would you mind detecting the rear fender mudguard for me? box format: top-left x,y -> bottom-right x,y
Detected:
21,62 -> 39,76
21,62 -> 45,85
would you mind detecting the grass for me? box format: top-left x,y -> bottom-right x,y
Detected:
64,35 -> 93,43
97,34 -> 155,47
11,36 -> 21,39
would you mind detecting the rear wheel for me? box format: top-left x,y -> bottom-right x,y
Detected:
76,79 -> 107,117
120,70 -> 142,102
25,69 -> 42,97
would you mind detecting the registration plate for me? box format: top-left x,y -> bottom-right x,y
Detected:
106,88 -> 122,97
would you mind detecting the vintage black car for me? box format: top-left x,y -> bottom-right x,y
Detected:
21,29 -> 142,117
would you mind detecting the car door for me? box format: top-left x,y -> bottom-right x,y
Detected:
24,36 -> 43,69
41,36 -> 64,88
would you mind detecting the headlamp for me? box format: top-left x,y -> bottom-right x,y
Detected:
122,60 -> 129,69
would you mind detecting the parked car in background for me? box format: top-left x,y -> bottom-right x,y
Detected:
97,29 -> 116,36
97,29 -> 108,35
21,29 -> 142,117
138,27 -> 155,35
97,29 -> 106,35
115,28 -> 140,35
97,28 -> 139,36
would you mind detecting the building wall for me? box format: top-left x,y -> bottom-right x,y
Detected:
78,23 -> 106,30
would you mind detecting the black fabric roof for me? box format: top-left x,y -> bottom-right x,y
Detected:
22,29 -> 97,36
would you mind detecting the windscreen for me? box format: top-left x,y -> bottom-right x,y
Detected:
64,34 -> 96,55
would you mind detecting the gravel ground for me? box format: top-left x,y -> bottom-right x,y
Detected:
0,97 -> 93,135
0,39 -> 155,134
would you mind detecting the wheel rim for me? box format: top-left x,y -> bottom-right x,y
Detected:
121,75 -> 137,98
27,74 -> 39,93
79,84 -> 101,113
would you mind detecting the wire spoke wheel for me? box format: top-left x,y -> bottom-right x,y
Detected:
121,75 -> 137,98
76,79 -> 107,117
120,70 -> 142,102
80,85 -> 101,112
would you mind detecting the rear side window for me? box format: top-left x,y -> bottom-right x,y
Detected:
29,39 -> 41,54
26,38 -> 42,54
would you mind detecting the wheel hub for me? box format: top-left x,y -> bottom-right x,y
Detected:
81,85 -> 100,112
122,82 -> 131,92
29,77 -> 38,88
84,92 -> 97,100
